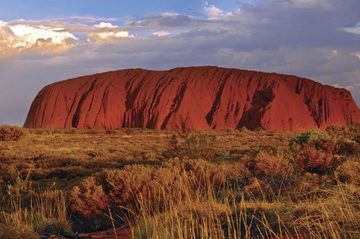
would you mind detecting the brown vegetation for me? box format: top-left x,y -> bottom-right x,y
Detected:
0,125 -> 26,142
0,126 -> 359,238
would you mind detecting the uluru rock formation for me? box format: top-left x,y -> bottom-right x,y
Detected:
24,66 -> 360,131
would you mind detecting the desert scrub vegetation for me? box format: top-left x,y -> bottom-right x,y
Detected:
165,131 -> 218,159
130,184 -> 360,239
335,159 -> 360,186
291,129 -> 360,175
0,173 -> 70,239
0,125 -> 360,238
0,125 -> 26,142
70,159 -> 251,216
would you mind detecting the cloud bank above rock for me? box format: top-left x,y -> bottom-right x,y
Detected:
0,0 -> 359,125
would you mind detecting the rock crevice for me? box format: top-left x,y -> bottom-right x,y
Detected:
24,66 -> 360,131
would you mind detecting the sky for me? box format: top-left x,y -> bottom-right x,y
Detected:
0,0 -> 359,125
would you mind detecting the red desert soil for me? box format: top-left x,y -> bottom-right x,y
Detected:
24,66 -> 360,131
80,226 -> 131,239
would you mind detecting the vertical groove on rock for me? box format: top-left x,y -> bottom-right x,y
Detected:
24,66 -> 360,131
205,73 -> 231,126
161,82 -> 188,129
72,79 -> 97,128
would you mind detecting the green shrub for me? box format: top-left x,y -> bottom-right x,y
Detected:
0,125 -> 26,142
291,131 -> 329,146
165,132 -> 218,159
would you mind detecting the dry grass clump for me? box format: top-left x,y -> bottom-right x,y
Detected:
334,138 -> 360,156
131,182 -> 360,239
0,170 -> 70,239
326,123 -> 360,139
322,185 -> 360,238
166,132 -> 218,159
0,125 -> 26,142
132,199 -> 287,239
254,152 -> 293,179
290,132 -> 340,175
293,185 -> 360,239
1,127 -> 360,238
0,189 -> 69,239
70,177 -> 108,217
291,130 -> 360,176
0,222 -> 38,239
103,165 -> 183,211
70,159 -> 250,217
293,172 -> 322,194
354,135 -> 360,144
71,165 -> 180,216
237,152 -> 295,197
335,159 -> 360,186
295,145 -> 334,174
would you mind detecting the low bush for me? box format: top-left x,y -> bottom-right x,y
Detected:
70,177 -> 108,217
290,131 -> 341,175
249,152 -> 295,197
354,135 -> 360,144
293,172 -> 322,194
0,185 -> 69,239
0,222 -> 38,239
70,159 -> 251,217
295,145 -> 334,175
254,152 -> 293,179
335,138 -> 360,156
165,132 -> 218,160
0,125 -> 26,142
326,125 -> 346,137
290,131 -> 329,147
335,160 -> 360,186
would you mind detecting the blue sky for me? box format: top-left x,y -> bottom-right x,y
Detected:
0,0 -> 243,20
0,0 -> 359,125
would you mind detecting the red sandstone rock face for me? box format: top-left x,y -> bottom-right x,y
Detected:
24,66 -> 360,131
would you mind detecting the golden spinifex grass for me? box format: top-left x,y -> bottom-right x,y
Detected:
70,158 -> 360,238
0,174 -> 69,239
0,124 -> 359,238
128,167 -> 360,239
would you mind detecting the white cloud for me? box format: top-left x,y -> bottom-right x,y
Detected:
1,0 -> 360,124
89,22 -> 134,41
94,22 -> 118,29
0,21 -> 77,55
9,25 -> 77,48
153,31 -> 170,37
90,31 -> 134,40
204,5 -> 224,20
342,23 -> 360,35
160,12 -> 179,17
